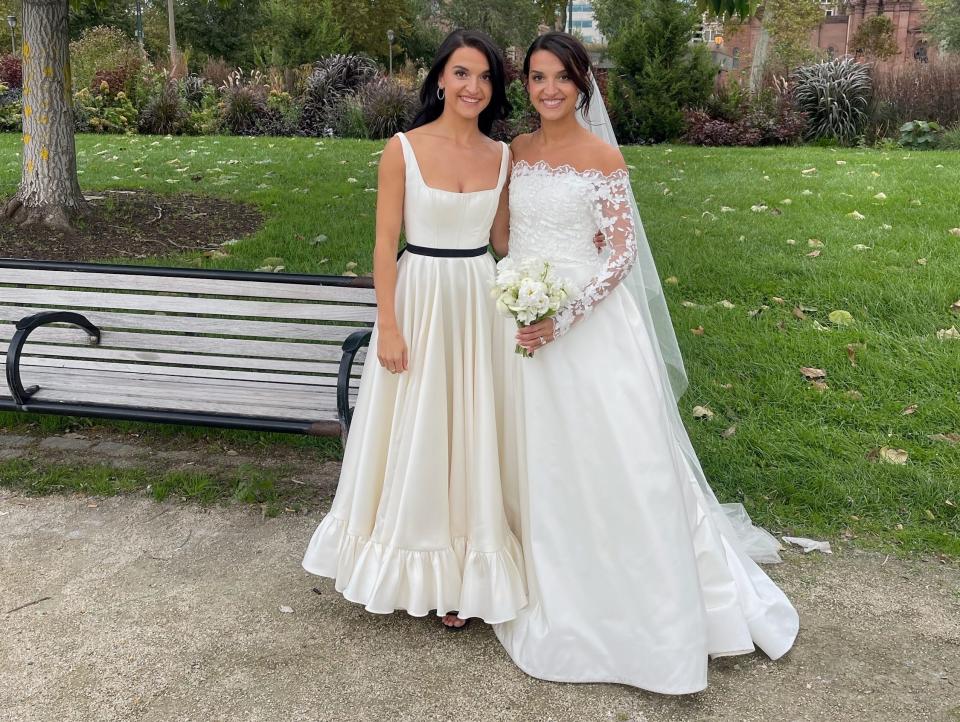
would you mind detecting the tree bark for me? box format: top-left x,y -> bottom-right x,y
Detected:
2,0 -> 88,233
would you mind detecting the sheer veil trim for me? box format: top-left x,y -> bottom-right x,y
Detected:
577,75 -> 784,564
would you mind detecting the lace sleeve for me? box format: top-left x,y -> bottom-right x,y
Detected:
553,171 -> 638,338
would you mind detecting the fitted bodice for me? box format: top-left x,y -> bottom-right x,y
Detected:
397,132 -> 509,251
508,160 -> 624,271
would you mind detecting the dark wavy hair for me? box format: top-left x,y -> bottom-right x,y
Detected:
409,29 -> 511,137
523,31 -> 593,114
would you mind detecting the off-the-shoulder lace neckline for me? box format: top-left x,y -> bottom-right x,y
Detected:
512,159 -> 629,182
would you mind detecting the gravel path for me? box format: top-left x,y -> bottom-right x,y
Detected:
1,492 -> 958,722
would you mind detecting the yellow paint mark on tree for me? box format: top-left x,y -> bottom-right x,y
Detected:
23,104 -> 32,118
40,114 -> 48,125
22,42 -> 30,60
26,160 -> 34,173
44,66 -> 53,78
40,147 -> 49,162
22,133 -> 31,145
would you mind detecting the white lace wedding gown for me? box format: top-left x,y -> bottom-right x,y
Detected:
302,133 -> 526,623
493,160 -> 799,694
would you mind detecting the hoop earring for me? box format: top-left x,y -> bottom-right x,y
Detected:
437,86 -> 445,101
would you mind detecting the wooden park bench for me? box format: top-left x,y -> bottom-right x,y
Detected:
0,259 -> 376,440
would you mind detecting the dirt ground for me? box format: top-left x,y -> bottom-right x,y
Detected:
2,487 -> 958,722
0,191 -> 262,261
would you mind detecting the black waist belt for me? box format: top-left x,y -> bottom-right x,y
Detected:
398,242 -> 489,259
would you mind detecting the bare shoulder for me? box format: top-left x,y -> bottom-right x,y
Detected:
379,135 -> 405,170
509,132 -> 535,158
586,136 -> 627,175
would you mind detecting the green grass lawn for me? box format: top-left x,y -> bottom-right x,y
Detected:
1,133 -> 959,555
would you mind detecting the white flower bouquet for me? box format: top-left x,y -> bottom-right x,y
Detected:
492,256 -> 574,357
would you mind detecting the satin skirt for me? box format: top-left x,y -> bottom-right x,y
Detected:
493,271 -> 799,694
303,253 -> 527,623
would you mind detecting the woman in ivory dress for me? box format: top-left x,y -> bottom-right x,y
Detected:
493,32 -> 799,693
302,30 -> 526,631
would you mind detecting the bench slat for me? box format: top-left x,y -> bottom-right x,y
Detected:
13,366 -> 348,410
16,343 -> 348,373
2,268 -> 377,304
4,385 -> 342,422
0,326 -> 366,363
0,307 -> 370,342
7,356 -> 361,388
0,288 -> 378,322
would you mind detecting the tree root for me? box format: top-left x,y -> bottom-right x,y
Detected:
2,196 -> 87,234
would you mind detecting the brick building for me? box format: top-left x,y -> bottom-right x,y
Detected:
708,0 -> 938,75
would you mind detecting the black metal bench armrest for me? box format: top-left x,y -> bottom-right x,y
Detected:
336,329 -> 372,440
5,311 -> 101,407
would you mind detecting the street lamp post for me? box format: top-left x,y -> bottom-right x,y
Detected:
387,29 -> 395,76
6,15 -> 16,55
134,0 -> 145,49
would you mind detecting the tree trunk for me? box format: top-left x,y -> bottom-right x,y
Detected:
749,5 -> 773,92
3,0 -> 87,233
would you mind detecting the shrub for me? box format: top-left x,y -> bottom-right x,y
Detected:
939,123 -> 960,149
356,78 -> 417,140
180,74 -> 209,108
74,82 -> 138,133
186,84 -> 222,135
329,95 -> 367,138
91,67 -> 132,95
218,70 -> 272,135
0,82 -> 22,131
69,25 -> 142,94
681,80 -> 807,146
138,80 -> 191,135
898,119 -> 943,148
792,57 -> 872,144
202,58 -> 232,88
492,78 -> 539,142
869,57 -> 960,137
298,54 -> 378,137
0,54 -> 22,89
606,0 -> 716,143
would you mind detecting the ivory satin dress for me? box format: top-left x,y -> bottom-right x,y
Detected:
303,132 -> 527,623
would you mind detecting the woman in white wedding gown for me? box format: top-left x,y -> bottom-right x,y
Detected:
493,32 -> 799,694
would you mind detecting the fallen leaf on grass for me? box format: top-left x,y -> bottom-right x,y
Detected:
950,228 -> 960,237
867,447 -> 909,465
828,310 -> 854,326
801,167 -> 817,175
750,203 -> 768,213
902,404 -> 918,415
951,300 -> 960,314
792,307 -> 807,320
873,192 -> 887,200
836,160 -> 847,166
691,326 -> 705,336
936,326 -> 960,341
806,250 -> 821,258
692,405 -> 714,420
771,296 -> 786,305
718,300 -> 736,309
786,238 -> 797,245
928,433 -> 960,445
680,301 -> 700,308
800,367 -> 827,380
665,276 -> 679,285
916,258 -> 927,266
845,390 -> 863,400
811,380 -> 829,392
808,238 -> 823,248
721,425 -> 737,439
852,244 -> 871,251
846,343 -> 863,366
847,210 -> 865,220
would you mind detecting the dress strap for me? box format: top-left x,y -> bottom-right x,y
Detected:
496,141 -> 510,190
394,132 -> 422,181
